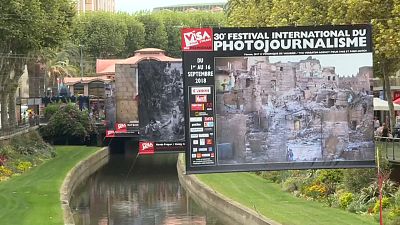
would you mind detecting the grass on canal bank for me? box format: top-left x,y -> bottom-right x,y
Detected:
0,146 -> 99,225
197,173 -> 376,225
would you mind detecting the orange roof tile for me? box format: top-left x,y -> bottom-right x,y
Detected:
96,48 -> 181,75
63,76 -> 112,85
96,59 -> 122,74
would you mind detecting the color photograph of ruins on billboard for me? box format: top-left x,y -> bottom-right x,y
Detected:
215,54 -> 374,165
183,24 -> 375,173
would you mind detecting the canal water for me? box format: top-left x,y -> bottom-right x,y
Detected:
70,153 -> 224,225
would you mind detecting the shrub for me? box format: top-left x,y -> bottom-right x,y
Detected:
259,171 -> 288,183
359,180 -> 398,205
44,102 -> 62,119
41,103 -> 97,144
282,177 -> 303,193
339,192 -> 354,209
343,168 -> 376,193
0,145 -> 15,158
347,199 -> 370,213
16,161 -> 32,172
390,216 -> 400,225
314,169 -> 344,195
388,208 -> 400,221
0,166 -> 13,177
316,169 -> 343,184
373,197 -> 391,214
304,183 -> 328,200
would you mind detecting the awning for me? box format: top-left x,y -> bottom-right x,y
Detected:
374,97 -> 400,111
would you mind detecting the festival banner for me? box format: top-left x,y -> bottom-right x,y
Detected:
182,24 -> 375,173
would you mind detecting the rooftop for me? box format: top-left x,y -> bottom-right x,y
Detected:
64,76 -> 113,85
96,48 -> 181,75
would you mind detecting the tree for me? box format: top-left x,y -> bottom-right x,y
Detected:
0,0 -> 75,130
40,43 -> 81,90
137,14 -> 168,50
122,14 -> 145,57
73,12 -> 128,58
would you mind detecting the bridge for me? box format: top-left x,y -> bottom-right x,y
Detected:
377,137 -> 400,164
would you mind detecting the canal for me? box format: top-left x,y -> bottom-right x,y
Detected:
70,152 -> 224,225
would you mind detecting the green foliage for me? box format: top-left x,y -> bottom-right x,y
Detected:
373,197 -> 391,214
0,145 -> 14,159
73,12 -> 128,58
282,176 -> 304,193
339,192 -> 354,209
359,180 -> 398,205
137,14 -> 168,50
0,0 -> 76,54
0,130 -> 54,183
11,130 -> 54,157
71,11 -> 225,60
16,162 -> 32,172
259,171 -> 288,183
343,169 -> 376,193
44,102 -> 62,120
316,169 -> 343,184
347,198 -> 370,214
123,15 -> 145,56
42,103 -> 96,144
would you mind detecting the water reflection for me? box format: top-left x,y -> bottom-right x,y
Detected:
70,154 -> 223,225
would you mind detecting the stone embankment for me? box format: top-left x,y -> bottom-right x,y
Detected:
177,154 -> 281,225
60,147 -> 109,225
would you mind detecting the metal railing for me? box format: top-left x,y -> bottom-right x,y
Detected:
0,122 -> 38,139
376,136 -> 400,162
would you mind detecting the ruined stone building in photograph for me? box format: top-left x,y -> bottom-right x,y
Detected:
214,55 -> 375,164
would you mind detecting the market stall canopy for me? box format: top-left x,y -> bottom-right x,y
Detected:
394,97 -> 400,105
374,97 -> 400,111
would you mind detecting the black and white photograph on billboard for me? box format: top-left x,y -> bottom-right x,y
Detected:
214,53 -> 374,165
138,60 -> 185,143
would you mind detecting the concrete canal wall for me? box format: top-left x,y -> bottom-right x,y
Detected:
60,147 -> 109,225
177,154 -> 281,225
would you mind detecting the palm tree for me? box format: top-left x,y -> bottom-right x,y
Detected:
39,43 -> 81,95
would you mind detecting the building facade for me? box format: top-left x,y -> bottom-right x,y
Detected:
153,2 -> 226,12
76,0 -> 115,13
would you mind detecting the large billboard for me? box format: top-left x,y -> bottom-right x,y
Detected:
138,60 -> 185,154
182,25 -> 375,174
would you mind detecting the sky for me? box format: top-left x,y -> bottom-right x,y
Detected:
269,53 -> 373,77
115,0 -> 227,12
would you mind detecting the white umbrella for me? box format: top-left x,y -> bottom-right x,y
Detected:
373,97 -> 400,111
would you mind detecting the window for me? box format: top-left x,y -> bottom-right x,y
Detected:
271,80 -> 276,91
294,120 -> 301,131
246,78 -> 251,87
351,121 -> 357,130
280,67 -> 283,71
333,76 -> 336,81
88,81 -> 105,97
328,76 -> 331,81
74,83 -> 84,95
